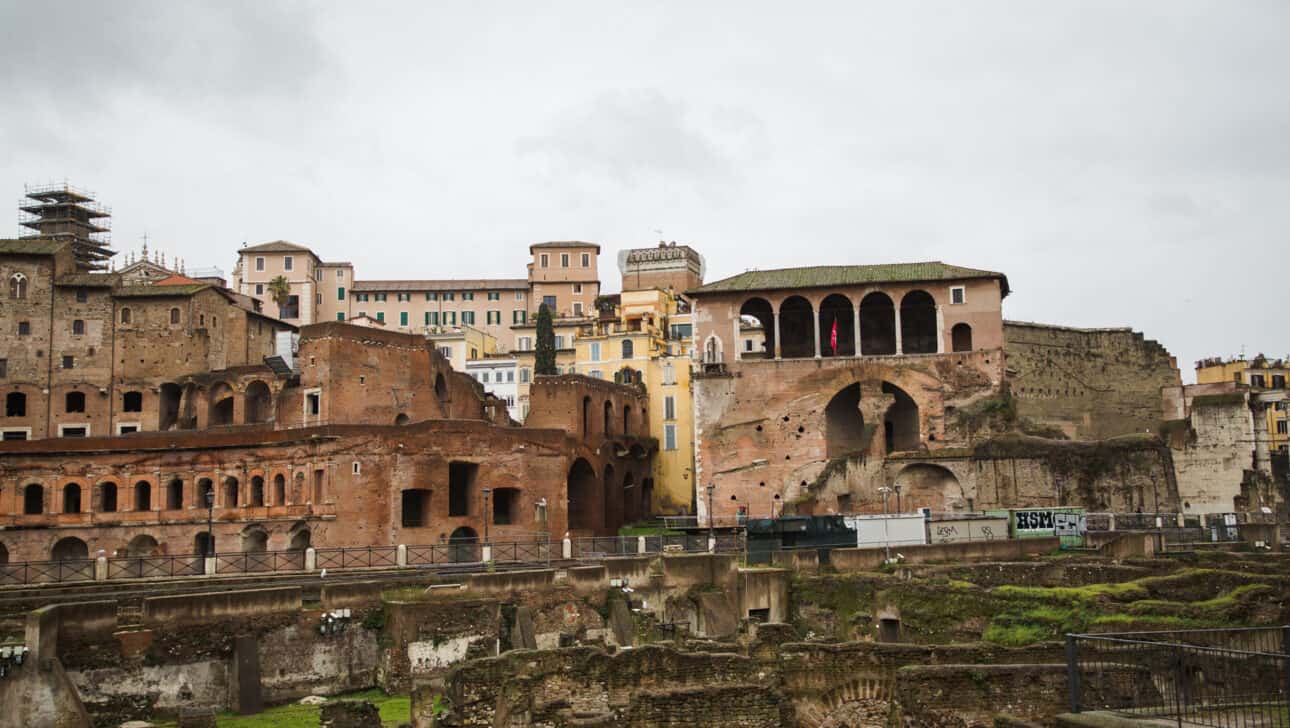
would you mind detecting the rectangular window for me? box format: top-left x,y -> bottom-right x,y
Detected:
62,355 -> 74,369
462,292 -> 474,301
72,319 -> 85,335
375,293 -> 387,302
338,286 -> 345,300
554,335 -> 565,349
481,371 -> 490,383
255,256 -> 265,271
18,321 -> 30,336
376,312 -> 385,323
315,268 -> 322,281
665,395 -> 676,420
487,310 -> 501,324
306,391 -> 321,416
520,368 -> 531,383
664,424 -> 677,451
745,339 -> 753,351
75,289 -> 87,303
589,370 -> 602,379
589,342 -> 601,361
506,370 -> 514,383
1252,375 -> 1266,388
462,311 -> 475,325
439,346 -> 452,358
540,253 -> 549,268
669,323 -> 692,340
60,426 -> 88,438
513,309 -> 527,324
542,295 -> 557,311
397,292 -> 408,302
581,253 -> 590,267
950,286 -> 966,305
0,358 -> 6,378
442,292 -> 454,301
427,292 -> 438,301
573,283 -> 582,294
401,489 -> 431,528
337,312 -> 345,321
1274,375 -> 1286,389
316,293 -> 322,306
337,269 -> 344,278
1234,372 -> 1243,383
2,429 -> 28,441
448,462 -> 477,516
446,311 -> 457,325
1278,420 -> 1288,435
573,302 -> 583,317
561,253 -> 569,267
284,256 -> 293,271
400,311 -> 409,326
282,294 -> 300,319
515,291 -> 524,301
487,291 -> 500,301
256,283 -> 264,295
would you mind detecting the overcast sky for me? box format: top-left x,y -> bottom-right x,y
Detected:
3,2 -> 1287,381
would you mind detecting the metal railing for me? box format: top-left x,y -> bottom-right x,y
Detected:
1067,627 -> 1290,727
216,549 -> 306,574
107,554 -> 204,580
0,558 -> 95,585
314,546 -> 397,571
491,541 -> 551,564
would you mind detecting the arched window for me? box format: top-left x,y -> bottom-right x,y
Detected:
99,482 -> 118,512
120,307 -> 132,324
170,307 -> 180,325
65,391 -> 86,413
63,483 -> 82,514
951,323 -> 973,353
134,481 -> 152,511
23,484 -> 44,514
603,400 -> 614,436
621,340 -> 634,359
166,478 -> 184,510
9,273 -> 27,300
703,335 -> 722,364
6,392 -> 27,417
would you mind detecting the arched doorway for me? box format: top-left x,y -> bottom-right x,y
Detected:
250,476 -> 265,507
448,526 -> 479,563
567,459 -> 597,531
819,294 -> 856,357
893,464 -> 963,512
739,298 -> 775,358
244,380 -> 272,423
951,323 -> 973,353
602,463 -> 617,532
778,296 -> 815,358
63,483 -> 82,514
208,382 -> 234,426
899,290 -> 937,354
51,537 -> 88,561
825,384 -> 868,458
882,382 -> 920,453
126,534 -> 159,557
134,481 -> 152,511
859,292 -> 896,355
288,525 -> 311,551
167,478 -> 184,510
197,478 -> 215,509
241,525 -> 269,553
194,532 -> 215,558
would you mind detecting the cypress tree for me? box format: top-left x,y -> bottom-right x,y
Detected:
535,304 -> 557,375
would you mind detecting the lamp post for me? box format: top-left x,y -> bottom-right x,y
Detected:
893,484 -> 902,513
204,486 -> 215,557
705,484 -> 715,540
482,487 -> 492,546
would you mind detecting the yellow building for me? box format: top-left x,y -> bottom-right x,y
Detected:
511,316 -> 586,421
572,289 -> 696,516
1196,355 -> 1289,452
426,325 -> 498,371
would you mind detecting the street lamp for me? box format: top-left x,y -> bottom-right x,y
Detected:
878,486 -> 891,514
204,486 -> 215,557
893,484 -> 902,513
705,484 -> 715,540
482,487 -> 492,546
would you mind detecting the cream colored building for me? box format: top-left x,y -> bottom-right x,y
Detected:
427,325 -> 498,371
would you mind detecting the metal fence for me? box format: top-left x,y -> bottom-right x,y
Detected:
108,554 -> 204,580
491,541 -> 550,564
0,558 -> 95,585
217,549 -> 307,574
314,546 -> 397,571
1067,627 -> 1290,727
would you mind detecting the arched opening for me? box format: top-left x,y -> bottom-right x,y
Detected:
603,400 -> 613,436
602,463 -> 617,532
0,542 -> 8,565
621,339 -> 634,359
166,478 -> 183,510
99,482 -> 118,512
582,396 -> 591,436
241,525 -> 269,553
622,471 -> 637,524
273,474 -> 286,505
292,472 -> 305,504
134,481 -> 152,511
170,307 -> 181,325
120,307 -> 131,324
567,458 -> 597,531
289,525 -> 311,551
250,476 -> 265,507
123,390 -> 143,413
703,335 -> 722,364
244,380 -> 272,423
62,483 -> 82,514
51,537 -> 88,561
224,476 -> 239,508
825,384 -> 868,458
159,383 -> 182,430
623,405 -> 632,437
739,298 -> 775,358
641,478 -> 654,516
179,383 -> 199,429
819,294 -> 856,357
951,323 -> 973,353
893,464 -> 963,512
882,382 -> 920,453
899,290 -> 937,355
208,382 -> 234,426
492,487 -> 520,525
9,272 -> 27,299
434,373 -> 448,407
394,413 -> 410,426
6,392 -> 27,417
778,296 -> 815,358
194,532 -> 215,557
126,534 -> 159,557
448,526 -> 479,563
65,391 -> 86,413
859,292 -> 896,355
23,484 -> 43,514
197,478 -> 215,509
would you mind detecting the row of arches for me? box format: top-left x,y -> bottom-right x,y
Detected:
580,396 -> 645,439
19,471 -> 317,516
28,523 -> 314,563
1,380 -> 275,431
823,381 -> 921,458
734,291 -> 973,361
566,458 -> 653,533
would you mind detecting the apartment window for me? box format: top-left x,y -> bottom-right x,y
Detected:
338,286 -> 345,300
1274,375 -> 1286,389
487,291 -> 500,301
281,295 -> 300,319
1252,375 -> 1266,388
120,307 -> 132,324
665,395 -> 676,420
487,310 -> 500,325
462,311 -> 476,325
305,390 -> 321,416
573,283 -> 582,294
542,295 -> 557,311
589,370 -> 603,380
316,293 -> 322,305
62,355 -> 75,370
520,368 -> 531,383
376,312 -> 385,323
470,347 -> 478,359
17,321 -> 30,336
337,270 -> 344,278
375,293 -> 387,302
356,293 -> 369,302
581,253 -> 590,267
284,256 -> 294,271
513,310 -> 527,324
427,292 -> 438,301
950,286 -> 966,305
442,292 -> 454,301
506,370 -> 514,383
515,291 -> 524,301
518,336 -> 532,350
337,312 -> 345,321
462,292 -> 474,301
397,293 -> 410,302
255,257 -> 265,271
75,289 -> 87,303
1278,420 -> 1288,435
72,319 -> 85,335
745,339 -> 754,351
400,311 -> 409,326
589,342 -> 601,361
662,363 -> 675,385
621,340 -> 634,359
315,268 -> 323,282
664,424 -> 677,451
554,335 -> 565,349
481,371 -> 490,383
439,347 -> 452,358
256,283 -> 264,295
560,253 -> 569,267
1234,372 -> 1243,384
540,254 -> 549,268
445,311 -> 456,325
170,307 -> 180,325
60,426 -> 88,438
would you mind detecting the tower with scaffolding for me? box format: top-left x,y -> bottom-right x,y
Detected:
19,182 -> 115,271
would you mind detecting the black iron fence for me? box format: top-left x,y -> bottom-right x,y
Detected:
108,554 -> 205,580
1067,627 -> 1290,727
314,546 -> 397,571
217,549 -> 307,574
0,558 -> 95,585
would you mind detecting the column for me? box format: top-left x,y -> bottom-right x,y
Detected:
732,319 -> 741,362
853,301 -> 862,357
772,311 -> 782,360
935,305 -> 945,354
894,307 -> 903,355
812,306 -> 821,358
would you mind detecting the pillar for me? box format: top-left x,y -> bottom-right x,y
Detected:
812,306 -> 821,358
772,311 -> 781,360
638,535 -> 647,554
396,544 -> 407,567
562,538 -> 572,559
306,547 -> 318,571
94,556 -> 108,581
853,300 -> 862,357
732,319 -> 741,361
894,307 -> 903,355
935,304 -> 945,354
204,556 -> 217,576
481,544 -> 493,563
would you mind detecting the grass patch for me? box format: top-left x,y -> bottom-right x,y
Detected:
983,622 -> 1051,647
993,581 -> 1147,604
148,689 -> 411,727
618,524 -> 682,536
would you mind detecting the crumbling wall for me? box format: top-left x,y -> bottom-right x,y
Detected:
1167,388 -> 1258,515
1003,321 -> 1180,440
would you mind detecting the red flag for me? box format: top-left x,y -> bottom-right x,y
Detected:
830,317 -> 838,354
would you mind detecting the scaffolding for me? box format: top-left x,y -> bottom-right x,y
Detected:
18,181 -> 115,271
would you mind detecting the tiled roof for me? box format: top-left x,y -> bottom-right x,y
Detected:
240,240 -> 314,254
529,240 -> 601,253
114,284 -> 210,298
689,261 -> 1009,296
0,238 -> 67,255
154,274 -> 203,286
351,279 -> 529,292
55,273 -> 119,287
